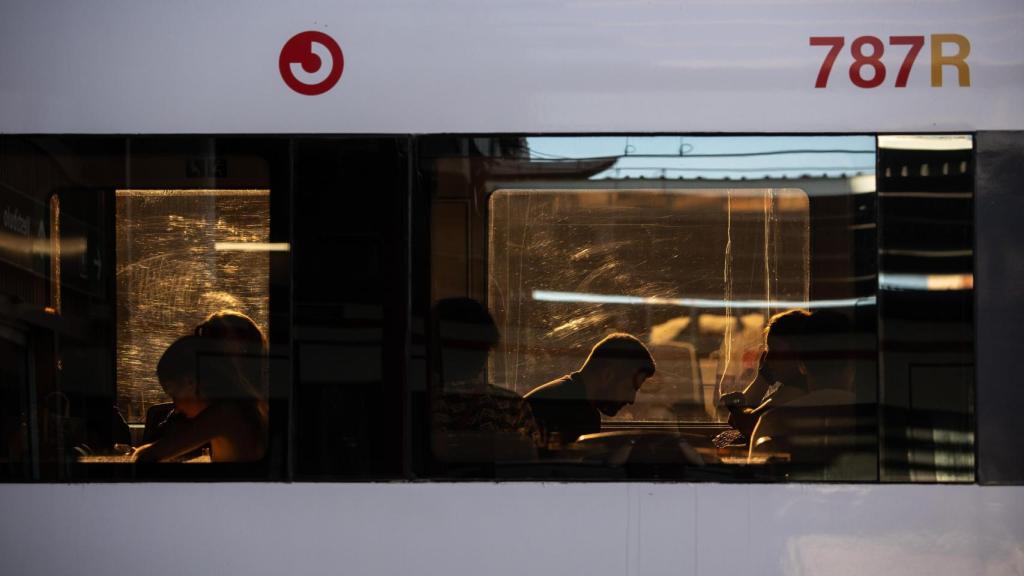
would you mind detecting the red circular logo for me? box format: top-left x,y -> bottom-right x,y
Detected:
279,31 -> 344,95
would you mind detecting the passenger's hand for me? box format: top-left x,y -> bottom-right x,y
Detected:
721,391 -> 745,408
131,443 -> 153,463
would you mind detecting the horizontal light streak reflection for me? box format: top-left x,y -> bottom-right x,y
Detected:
116,189 -> 270,198
214,242 -> 290,252
879,273 -> 973,291
532,290 -> 875,309
877,135 -> 972,151
0,234 -> 89,256
881,249 -> 972,258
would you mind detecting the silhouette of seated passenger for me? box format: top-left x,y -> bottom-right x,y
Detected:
430,298 -> 540,462
723,309 -> 812,439
524,333 -> 656,446
134,334 -> 266,462
140,310 -> 269,457
748,310 -> 874,480
193,310 -> 270,411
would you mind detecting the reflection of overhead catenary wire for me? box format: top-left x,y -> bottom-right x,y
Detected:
527,148 -> 875,160
604,165 -> 874,173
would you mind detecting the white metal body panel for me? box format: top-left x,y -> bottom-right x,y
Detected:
0,483 -> 1021,576
1,0 -> 1022,133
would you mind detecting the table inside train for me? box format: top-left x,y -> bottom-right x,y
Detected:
77,452 -> 211,464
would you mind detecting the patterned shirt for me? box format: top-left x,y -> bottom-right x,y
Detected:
431,379 -> 542,448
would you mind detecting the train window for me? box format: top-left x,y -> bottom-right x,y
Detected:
0,136 -> 291,480
877,135 -> 975,482
422,134 -> 974,482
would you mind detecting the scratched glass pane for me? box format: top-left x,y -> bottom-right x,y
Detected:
488,188 -> 808,423
115,190 -> 269,423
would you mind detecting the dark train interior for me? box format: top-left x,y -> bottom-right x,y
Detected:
0,134 -> 974,481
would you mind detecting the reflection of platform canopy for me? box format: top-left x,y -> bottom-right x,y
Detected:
483,157 -> 617,179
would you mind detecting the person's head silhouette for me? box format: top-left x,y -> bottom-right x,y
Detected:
578,333 -> 656,416
434,298 -> 500,384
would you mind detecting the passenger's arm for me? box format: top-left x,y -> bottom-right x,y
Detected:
133,404 -> 227,462
747,414 -> 777,463
728,397 -> 775,438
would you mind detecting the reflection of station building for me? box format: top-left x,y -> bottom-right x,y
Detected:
876,141 -> 974,481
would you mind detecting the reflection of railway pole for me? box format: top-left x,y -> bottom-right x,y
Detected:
49,196 -> 60,315
47,188 -> 67,475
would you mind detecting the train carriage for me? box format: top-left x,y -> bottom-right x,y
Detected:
1,1 -> 1022,575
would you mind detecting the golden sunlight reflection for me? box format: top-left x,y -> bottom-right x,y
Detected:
489,188 -> 811,422
115,189 -> 270,423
